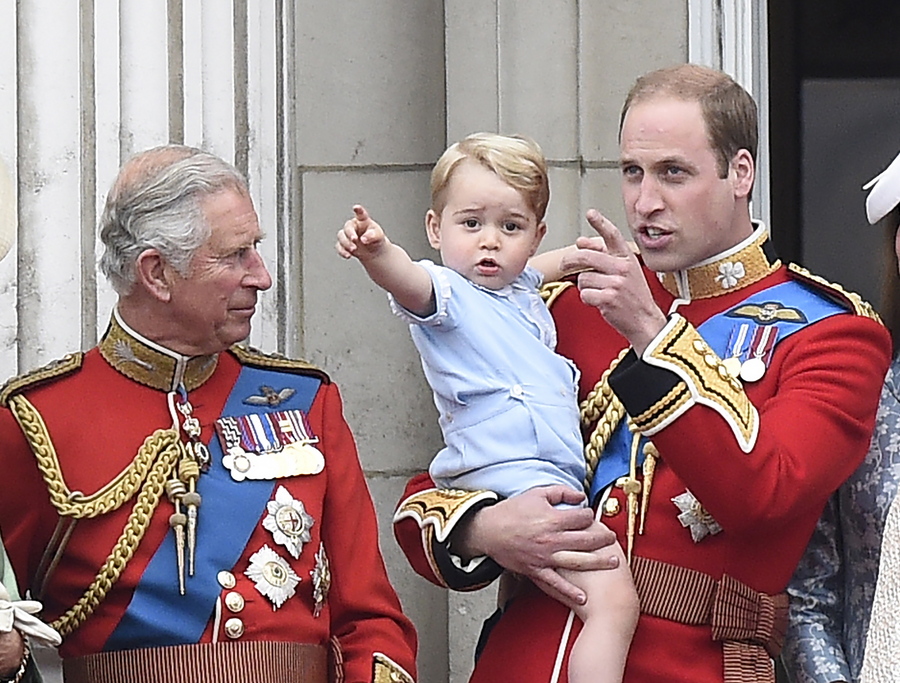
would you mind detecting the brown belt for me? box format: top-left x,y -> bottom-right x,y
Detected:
62,641 -> 328,683
632,556 -> 788,683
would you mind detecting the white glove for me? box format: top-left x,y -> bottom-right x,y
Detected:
0,581 -> 62,647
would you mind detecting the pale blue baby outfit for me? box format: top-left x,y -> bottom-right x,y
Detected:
390,260 -> 585,498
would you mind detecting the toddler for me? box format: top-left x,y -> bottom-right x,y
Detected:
336,132 -> 637,683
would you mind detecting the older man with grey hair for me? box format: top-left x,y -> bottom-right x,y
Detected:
0,145 -> 418,683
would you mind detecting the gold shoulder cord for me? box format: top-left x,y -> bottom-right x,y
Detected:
579,348 -> 629,489
8,394 -> 182,637
788,262 -> 884,323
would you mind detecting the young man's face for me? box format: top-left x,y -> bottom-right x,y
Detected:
425,160 -> 546,290
165,188 -> 273,355
619,96 -> 753,273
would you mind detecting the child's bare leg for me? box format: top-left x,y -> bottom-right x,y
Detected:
560,537 -> 638,683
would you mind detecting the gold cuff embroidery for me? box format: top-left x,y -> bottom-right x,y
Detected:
393,488 -> 499,588
394,489 -> 499,543
630,382 -> 692,434
643,315 -> 758,451
393,488 -> 499,544
373,652 -> 414,683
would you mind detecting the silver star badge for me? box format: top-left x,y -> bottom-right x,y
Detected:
263,486 -> 315,559
310,543 -> 331,618
672,490 -> 722,542
245,544 -> 300,610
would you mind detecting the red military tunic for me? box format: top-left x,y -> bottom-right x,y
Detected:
0,313 -> 417,683
393,226 -> 891,683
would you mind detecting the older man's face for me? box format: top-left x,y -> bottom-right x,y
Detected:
166,188 -> 272,355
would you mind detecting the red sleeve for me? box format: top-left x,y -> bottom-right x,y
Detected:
317,383 -> 418,682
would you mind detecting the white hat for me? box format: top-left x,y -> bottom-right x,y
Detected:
863,150 -> 900,225
0,158 -> 15,261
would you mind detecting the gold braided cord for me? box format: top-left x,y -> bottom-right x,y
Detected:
8,393 -> 185,637
50,435 -> 181,637
9,395 -> 173,518
580,349 -> 630,489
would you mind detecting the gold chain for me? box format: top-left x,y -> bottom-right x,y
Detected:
9,395 -> 169,518
580,349 -> 629,489
8,394 -> 183,637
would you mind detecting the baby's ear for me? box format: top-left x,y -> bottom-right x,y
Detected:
531,221 -> 548,254
425,209 -> 442,249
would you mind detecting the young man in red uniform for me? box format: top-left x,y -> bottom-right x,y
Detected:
393,64 -> 892,683
0,145 -> 417,683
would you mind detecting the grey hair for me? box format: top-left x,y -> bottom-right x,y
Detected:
99,145 -> 249,294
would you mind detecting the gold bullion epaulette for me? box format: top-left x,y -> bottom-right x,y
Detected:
540,280 -> 575,308
787,263 -> 883,324
229,345 -> 331,383
0,352 -> 84,407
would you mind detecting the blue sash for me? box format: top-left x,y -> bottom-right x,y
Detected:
588,280 -> 846,505
105,366 -> 322,650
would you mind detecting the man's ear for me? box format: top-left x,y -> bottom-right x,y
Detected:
134,248 -> 173,302
731,149 -> 755,199
425,209 -> 441,249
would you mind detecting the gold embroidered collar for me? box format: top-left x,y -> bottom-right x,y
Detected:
657,223 -> 781,300
98,309 -> 218,392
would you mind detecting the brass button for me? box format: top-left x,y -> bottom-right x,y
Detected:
602,497 -> 621,517
217,570 -> 236,590
224,617 -> 244,639
224,591 -> 245,613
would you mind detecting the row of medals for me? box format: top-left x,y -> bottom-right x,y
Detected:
721,324 -> 776,383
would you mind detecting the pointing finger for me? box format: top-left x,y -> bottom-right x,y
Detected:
585,209 -> 630,257
353,204 -> 369,222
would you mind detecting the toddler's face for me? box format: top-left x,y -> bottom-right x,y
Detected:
425,161 -> 545,290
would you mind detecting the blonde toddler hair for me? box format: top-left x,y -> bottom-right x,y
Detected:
430,133 -> 550,221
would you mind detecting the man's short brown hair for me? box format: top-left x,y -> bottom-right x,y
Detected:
620,64 -> 758,179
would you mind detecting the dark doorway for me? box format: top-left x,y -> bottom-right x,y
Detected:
768,0 -> 900,309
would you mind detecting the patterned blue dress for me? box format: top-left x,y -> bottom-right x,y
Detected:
783,356 -> 900,683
